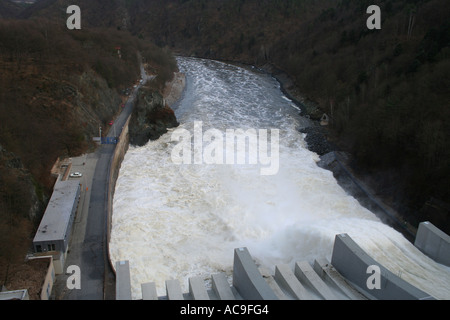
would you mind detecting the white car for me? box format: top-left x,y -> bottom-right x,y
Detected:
70,172 -> 83,178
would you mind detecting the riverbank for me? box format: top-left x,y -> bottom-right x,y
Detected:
256,62 -> 418,242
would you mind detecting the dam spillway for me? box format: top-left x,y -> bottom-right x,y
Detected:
115,230 -> 443,300
109,57 -> 450,300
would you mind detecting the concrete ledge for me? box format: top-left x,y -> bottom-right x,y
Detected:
166,279 -> 184,300
295,261 -> 338,300
414,221 -> 450,267
313,257 -> 367,300
258,267 -> 288,300
331,234 -> 435,300
141,282 -> 158,300
232,247 -> 278,300
274,264 -> 316,300
212,273 -> 235,300
107,115 -> 132,278
116,261 -> 132,300
189,277 -> 210,300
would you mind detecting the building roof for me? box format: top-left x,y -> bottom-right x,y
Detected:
0,289 -> 29,300
33,180 -> 80,244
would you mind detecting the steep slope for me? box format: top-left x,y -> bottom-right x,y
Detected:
0,0 -> 22,18
128,0 -> 450,232
0,17 -> 178,272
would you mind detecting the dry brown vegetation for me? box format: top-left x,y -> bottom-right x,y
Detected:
0,15 -> 177,288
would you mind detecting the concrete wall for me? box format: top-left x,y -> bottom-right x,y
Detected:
107,72 -> 186,279
32,250 -> 64,275
41,259 -> 55,300
35,256 -> 55,300
25,255 -> 55,300
414,221 -> 450,267
0,289 -> 29,300
116,261 -> 132,300
232,247 -> 278,300
331,234 -> 435,300
106,115 -> 131,275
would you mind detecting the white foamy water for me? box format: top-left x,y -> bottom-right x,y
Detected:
110,57 -> 450,300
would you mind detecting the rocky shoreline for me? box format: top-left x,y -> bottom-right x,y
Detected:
256,63 -> 338,157
258,63 -> 418,241
156,57 -> 419,241
128,73 -> 184,147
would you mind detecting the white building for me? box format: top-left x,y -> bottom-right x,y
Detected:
33,180 -> 80,274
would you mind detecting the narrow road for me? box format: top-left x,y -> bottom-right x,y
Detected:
53,75 -> 146,300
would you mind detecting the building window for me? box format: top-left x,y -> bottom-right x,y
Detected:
36,245 -> 42,253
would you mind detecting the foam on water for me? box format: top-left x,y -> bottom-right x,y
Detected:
110,57 -> 450,299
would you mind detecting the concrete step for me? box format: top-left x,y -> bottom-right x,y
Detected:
232,247 -> 279,300
166,279 -> 184,300
259,267 -> 289,300
141,282 -> 158,300
115,261 -> 132,300
211,273 -> 236,300
189,277 -> 210,300
294,261 -> 339,300
274,264 -> 317,300
116,254 -> 366,301
313,257 -> 368,300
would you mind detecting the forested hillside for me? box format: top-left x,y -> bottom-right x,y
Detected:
0,0 -> 24,18
0,11 -> 177,269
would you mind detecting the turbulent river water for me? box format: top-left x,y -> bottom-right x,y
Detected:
110,57 -> 450,300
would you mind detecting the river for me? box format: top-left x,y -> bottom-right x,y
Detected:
109,57 -> 450,300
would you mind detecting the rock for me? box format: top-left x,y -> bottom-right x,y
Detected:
129,87 -> 179,147
163,72 -> 186,107
299,126 -> 334,156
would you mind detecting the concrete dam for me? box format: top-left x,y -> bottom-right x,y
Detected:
114,222 -> 448,300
